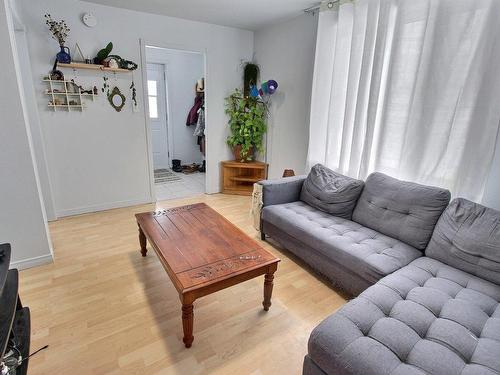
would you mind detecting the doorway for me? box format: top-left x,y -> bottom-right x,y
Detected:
145,46 -> 206,201
147,63 -> 170,169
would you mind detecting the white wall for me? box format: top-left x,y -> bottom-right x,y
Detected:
9,0 -> 56,221
0,0 -> 52,268
254,13 -> 318,178
13,29 -> 57,221
18,0 -> 253,216
146,47 -> 204,166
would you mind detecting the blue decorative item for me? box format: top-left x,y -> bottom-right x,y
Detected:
256,80 -> 279,98
250,85 -> 260,98
267,80 -> 278,94
56,45 -> 71,64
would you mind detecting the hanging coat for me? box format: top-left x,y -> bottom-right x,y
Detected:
186,96 -> 203,126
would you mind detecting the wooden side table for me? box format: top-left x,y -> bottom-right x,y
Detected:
221,160 -> 268,195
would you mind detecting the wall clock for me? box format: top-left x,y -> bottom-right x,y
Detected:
82,13 -> 97,27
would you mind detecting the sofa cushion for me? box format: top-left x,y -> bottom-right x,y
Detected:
352,172 -> 451,250
260,175 -> 306,207
262,201 -> 421,283
426,198 -> 500,285
308,257 -> 500,375
300,164 -> 364,219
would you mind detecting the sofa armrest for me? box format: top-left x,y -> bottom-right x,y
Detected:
259,175 -> 306,207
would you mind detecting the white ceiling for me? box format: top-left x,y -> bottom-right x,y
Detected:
82,0 -> 317,30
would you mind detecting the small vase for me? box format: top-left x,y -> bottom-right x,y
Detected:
56,45 -> 71,64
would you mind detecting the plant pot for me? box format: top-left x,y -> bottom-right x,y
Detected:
56,45 -> 71,64
233,145 -> 254,162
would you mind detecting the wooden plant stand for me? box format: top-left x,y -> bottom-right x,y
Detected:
221,160 -> 268,196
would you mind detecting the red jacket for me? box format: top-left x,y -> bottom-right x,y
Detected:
186,96 -> 203,126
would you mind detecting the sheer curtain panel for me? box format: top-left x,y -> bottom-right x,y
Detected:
307,0 -> 500,201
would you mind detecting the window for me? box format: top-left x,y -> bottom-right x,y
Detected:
147,80 -> 158,118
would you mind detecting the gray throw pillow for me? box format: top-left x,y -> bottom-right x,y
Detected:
352,172 -> 451,250
300,164 -> 364,219
426,198 -> 500,284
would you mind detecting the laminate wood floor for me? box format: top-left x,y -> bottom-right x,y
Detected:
19,194 -> 347,374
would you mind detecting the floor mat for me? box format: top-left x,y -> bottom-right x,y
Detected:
154,168 -> 182,184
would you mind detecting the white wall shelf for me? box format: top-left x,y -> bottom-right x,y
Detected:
43,78 -> 97,112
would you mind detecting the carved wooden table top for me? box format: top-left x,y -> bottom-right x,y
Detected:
135,202 -> 280,348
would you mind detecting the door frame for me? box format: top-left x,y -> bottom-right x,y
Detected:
139,39 -> 208,201
146,62 -> 173,168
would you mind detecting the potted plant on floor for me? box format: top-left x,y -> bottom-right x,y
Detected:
225,88 -> 267,162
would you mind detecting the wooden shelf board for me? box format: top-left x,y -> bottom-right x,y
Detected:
221,161 -> 267,169
57,62 -> 130,73
46,92 -> 95,96
43,79 -> 74,83
230,176 -> 262,182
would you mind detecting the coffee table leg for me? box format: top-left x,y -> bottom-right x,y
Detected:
263,267 -> 276,311
138,223 -> 147,257
181,294 -> 195,348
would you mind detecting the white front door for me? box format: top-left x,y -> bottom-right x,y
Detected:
147,63 -> 170,169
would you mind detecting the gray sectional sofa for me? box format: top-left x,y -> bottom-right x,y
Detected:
259,164 -> 500,375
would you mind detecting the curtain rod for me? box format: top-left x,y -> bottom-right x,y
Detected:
304,0 -> 339,13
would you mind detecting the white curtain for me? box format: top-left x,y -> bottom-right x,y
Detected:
307,0 -> 500,202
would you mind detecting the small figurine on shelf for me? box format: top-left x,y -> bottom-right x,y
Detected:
49,98 -> 64,106
103,56 -> 119,69
67,81 -> 78,93
105,55 -> 138,71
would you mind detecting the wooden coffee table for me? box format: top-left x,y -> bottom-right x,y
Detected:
135,203 -> 280,348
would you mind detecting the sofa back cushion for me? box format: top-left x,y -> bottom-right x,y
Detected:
352,172 -> 451,250
426,198 -> 500,284
300,164 -> 364,219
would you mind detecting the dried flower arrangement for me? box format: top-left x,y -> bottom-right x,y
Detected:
44,14 -> 70,46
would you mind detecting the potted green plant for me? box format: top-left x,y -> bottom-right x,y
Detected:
225,89 -> 267,162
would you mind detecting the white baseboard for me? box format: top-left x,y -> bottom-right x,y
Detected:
56,197 -> 154,218
11,253 -> 53,270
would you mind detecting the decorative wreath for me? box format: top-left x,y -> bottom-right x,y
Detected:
106,55 -> 138,71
